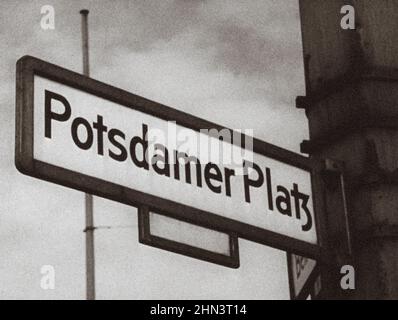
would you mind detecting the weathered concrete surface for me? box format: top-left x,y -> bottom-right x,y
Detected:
299,0 -> 357,93
299,0 -> 398,299
356,0 -> 398,68
300,0 -> 398,93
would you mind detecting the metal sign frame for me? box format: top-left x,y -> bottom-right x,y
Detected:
15,55 -> 325,260
138,206 -> 240,269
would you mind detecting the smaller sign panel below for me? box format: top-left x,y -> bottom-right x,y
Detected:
138,206 -> 240,269
287,253 -> 318,300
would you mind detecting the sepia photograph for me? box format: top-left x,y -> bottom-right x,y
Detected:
0,0 -> 397,307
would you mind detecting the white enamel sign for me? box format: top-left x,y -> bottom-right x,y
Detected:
16,56 -> 321,257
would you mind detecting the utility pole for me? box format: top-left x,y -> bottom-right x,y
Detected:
298,0 -> 398,299
80,9 -> 95,300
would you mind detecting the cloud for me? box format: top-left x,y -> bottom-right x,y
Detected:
88,0 -> 305,108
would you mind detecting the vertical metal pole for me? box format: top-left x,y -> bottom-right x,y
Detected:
80,9 -> 95,301
81,10 -> 90,76
339,174 -> 352,256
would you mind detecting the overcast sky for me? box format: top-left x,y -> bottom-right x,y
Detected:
0,0 -> 307,299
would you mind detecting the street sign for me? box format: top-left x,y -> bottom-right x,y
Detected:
16,56 -> 322,259
287,253 -> 319,300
